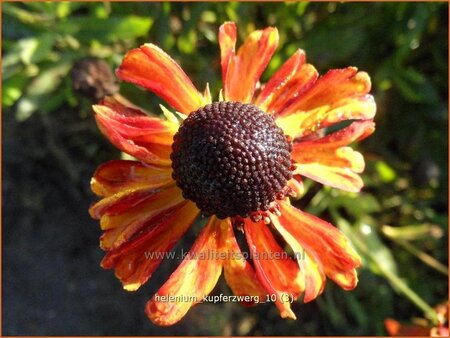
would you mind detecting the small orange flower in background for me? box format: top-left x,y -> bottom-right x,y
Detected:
89,22 -> 376,326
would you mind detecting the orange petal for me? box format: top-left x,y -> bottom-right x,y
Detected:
384,318 -> 431,336
276,94 -> 376,138
90,185 -> 172,220
292,121 -> 375,192
91,160 -> 173,197
222,26 -> 279,103
221,219 -> 268,306
286,175 -> 304,199
270,214 -> 325,302
96,185 -> 185,250
101,200 -> 199,291
295,162 -> 364,193
280,67 -> 372,116
219,22 -> 237,85
276,201 -> 361,295
116,44 -> 205,114
255,51 -> 319,115
297,120 -> 376,149
93,98 -> 177,166
244,218 -> 303,319
146,216 -> 224,326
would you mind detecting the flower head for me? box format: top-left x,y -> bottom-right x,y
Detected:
89,22 -> 376,326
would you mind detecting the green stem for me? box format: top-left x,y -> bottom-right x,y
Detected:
384,234 -> 448,276
330,208 -> 439,326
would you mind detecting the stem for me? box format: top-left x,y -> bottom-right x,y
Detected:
384,234 -> 448,276
330,208 -> 440,326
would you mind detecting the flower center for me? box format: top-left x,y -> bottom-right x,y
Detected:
171,101 -> 293,219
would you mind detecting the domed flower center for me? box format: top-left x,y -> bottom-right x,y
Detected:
171,101 -> 293,219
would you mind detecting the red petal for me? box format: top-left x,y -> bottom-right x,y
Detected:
96,185 -> 185,250
100,201 -> 199,291
116,44 -> 206,114
221,219 -> 268,306
276,201 -> 361,296
255,50 -> 319,115
90,186 -> 170,220
219,22 -> 237,85
222,26 -> 279,103
93,98 -> 176,166
91,160 -> 173,197
298,120 -> 375,149
244,219 -> 302,319
146,216 -> 224,326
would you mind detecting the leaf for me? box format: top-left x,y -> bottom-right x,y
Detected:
14,60 -> 72,120
26,61 -> 72,96
177,29 -> 197,54
15,33 -> 56,65
356,222 -> 399,277
2,3 -> 51,26
392,67 -> 440,103
375,161 -> 397,183
58,16 -> 153,43
16,89 -> 67,121
301,25 -> 366,65
2,73 -> 28,107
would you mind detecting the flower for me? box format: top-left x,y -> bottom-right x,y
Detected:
89,22 -> 376,326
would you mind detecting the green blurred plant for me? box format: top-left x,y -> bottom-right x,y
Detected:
3,2 -> 153,120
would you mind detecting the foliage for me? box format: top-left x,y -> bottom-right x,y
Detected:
2,2 -> 448,336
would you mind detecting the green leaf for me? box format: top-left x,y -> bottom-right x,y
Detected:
14,60 -> 72,120
375,161 -> 397,183
15,33 -> 56,65
58,16 -> 153,43
177,29 -> 197,54
2,73 -> 28,107
27,61 -> 72,96
2,3 -> 51,26
355,222 -> 398,277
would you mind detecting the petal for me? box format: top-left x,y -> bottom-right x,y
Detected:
101,200 -> 199,291
270,214 -> 325,302
244,219 -> 303,319
276,201 -> 361,293
280,67 -> 373,116
218,22 -> 237,84
276,94 -> 376,139
295,163 -> 364,193
221,219 -> 268,306
116,44 -> 206,114
297,120 -> 376,149
93,98 -> 177,166
90,185 -> 174,220
222,26 -> 279,103
95,185 -> 184,251
384,319 -> 431,336
255,50 -> 319,115
286,175 -> 304,199
292,121 -> 375,192
146,216 -> 224,326
91,160 -> 173,197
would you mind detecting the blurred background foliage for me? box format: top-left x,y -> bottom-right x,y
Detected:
2,2 -> 448,336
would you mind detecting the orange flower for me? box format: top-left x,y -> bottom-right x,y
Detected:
89,22 -> 376,326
